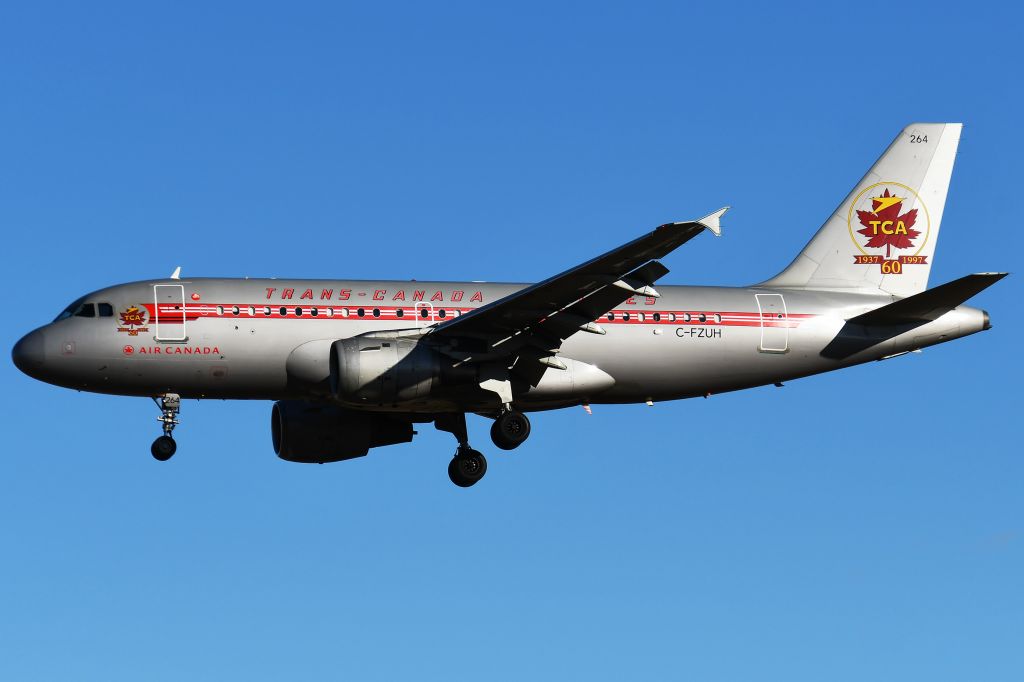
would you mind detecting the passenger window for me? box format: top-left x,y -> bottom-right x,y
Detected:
420,308 -> 429,318
311,308 -> 319,317
279,307 -> 287,316
438,309 -> 446,319
396,309 -> 405,318
652,312 -> 661,322
98,303 -> 114,317
357,308 -> 365,317
372,308 -> 380,318
75,303 -> 96,318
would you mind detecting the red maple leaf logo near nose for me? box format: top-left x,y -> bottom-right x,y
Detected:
119,306 -> 145,327
856,189 -> 919,257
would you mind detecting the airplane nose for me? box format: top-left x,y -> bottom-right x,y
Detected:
12,329 -> 45,376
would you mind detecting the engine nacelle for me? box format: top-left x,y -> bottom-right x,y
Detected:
271,400 -> 414,463
330,336 -> 450,405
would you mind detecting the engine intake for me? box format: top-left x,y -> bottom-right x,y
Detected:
271,400 -> 414,463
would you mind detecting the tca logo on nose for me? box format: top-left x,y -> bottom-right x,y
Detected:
117,305 -> 150,336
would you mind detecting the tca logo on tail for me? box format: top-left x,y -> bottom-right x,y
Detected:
848,182 -> 931,275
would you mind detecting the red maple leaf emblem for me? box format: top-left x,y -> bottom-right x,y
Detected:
856,189 -> 919,257
119,306 -> 145,327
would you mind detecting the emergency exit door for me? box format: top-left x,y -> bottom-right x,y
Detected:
154,284 -> 187,341
755,293 -> 788,353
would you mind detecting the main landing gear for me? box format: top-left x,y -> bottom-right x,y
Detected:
490,409 -> 531,450
150,393 -> 180,461
448,447 -> 488,488
435,413 -> 487,487
435,409 -> 532,487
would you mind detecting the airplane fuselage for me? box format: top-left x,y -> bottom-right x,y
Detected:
15,277 -> 988,412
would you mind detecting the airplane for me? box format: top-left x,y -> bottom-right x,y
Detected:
11,123 -> 1006,487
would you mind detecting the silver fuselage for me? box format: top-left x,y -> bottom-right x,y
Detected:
15,277 -> 989,412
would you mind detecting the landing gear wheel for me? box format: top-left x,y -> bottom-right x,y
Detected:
150,393 -> 181,461
490,410 -> 531,450
151,435 -> 177,461
448,448 -> 488,487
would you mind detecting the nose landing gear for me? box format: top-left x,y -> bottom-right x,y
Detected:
150,393 -> 181,461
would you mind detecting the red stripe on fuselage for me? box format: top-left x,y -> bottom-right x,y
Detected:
142,303 -> 815,328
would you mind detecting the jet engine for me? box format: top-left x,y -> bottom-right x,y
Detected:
271,400 -> 414,463
330,336 -> 472,405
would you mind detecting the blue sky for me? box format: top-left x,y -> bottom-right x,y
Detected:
1,2 -> 1021,680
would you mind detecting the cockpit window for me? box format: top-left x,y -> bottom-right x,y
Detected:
54,298 -> 110,321
55,297 -> 88,321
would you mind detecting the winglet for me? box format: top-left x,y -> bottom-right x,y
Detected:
696,207 -> 729,237
170,266 -> 181,280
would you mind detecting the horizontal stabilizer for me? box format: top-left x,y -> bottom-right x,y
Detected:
848,273 -> 1007,326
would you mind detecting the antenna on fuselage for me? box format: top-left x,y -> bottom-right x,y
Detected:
170,266 -> 181,280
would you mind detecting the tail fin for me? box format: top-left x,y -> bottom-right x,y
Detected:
763,123 -> 962,298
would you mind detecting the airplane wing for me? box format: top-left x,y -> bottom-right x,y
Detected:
426,208 -> 727,383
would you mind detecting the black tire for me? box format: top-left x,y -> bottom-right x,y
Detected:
448,448 -> 487,487
490,411 -> 531,451
151,435 -> 177,461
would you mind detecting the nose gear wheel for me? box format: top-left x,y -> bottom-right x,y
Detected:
151,435 -> 177,461
150,393 -> 181,461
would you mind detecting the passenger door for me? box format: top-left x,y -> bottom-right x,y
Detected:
154,284 -> 187,341
755,293 -> 788,353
